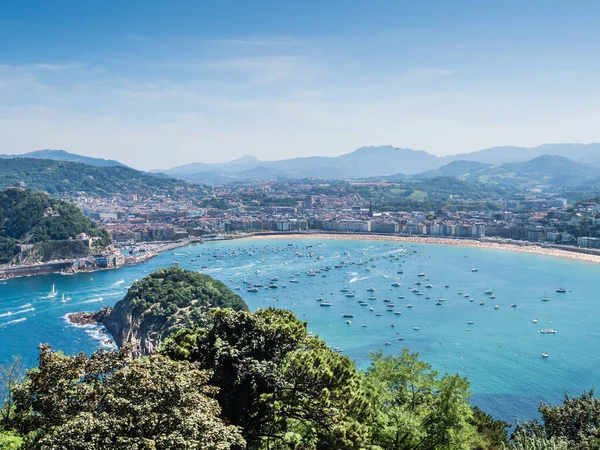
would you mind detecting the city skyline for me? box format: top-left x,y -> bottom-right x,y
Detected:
1,0 -> 600,169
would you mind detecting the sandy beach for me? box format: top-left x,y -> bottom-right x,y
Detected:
241,232 -> 600,265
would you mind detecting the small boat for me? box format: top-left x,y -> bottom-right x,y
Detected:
394,311 -> 402,315
418,273 -> 426,277
413,326 -> 420,331
406,304 -> 413,308
479,301 -> 485,306
467,321 -> 474,324
444,284 -> 450,288
435,301 -> 442,306
316,297 -> 324,302
542,352 -> 549,358
485,289 -> 493,295
533,319 -> 538,323
369,307 -> 374,311
398,295 -> 405,300
391,282 -> 401,287
542,296 -> 550,302
494,305 -> 500,309
345,320 -> 351,324
490,295 -> 496,299
341,288 -> 349,293
425,284 -> 433,289
361,324 -> 367,327
539,329 -> 556,334
511,303 -> 518,308
289,279 -> 299,283
471,268 -> 479,272
368,296 -> 377,300
346,293 -> 355,298
247,287 -> 259,293
343,314 -> 354,318
375,313 -> 382,316
48,284 -> 58,298
384,341 -> 392,345
320,302 -> 332,307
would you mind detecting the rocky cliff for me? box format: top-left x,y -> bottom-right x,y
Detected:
70,267 -> 248,356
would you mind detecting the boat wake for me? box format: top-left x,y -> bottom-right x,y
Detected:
0,307 -> 35,318
79,297 -> 104,304
112,279 -> 125,287
1,317 -> 26,327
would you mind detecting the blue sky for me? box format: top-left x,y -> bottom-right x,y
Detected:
1,0 -> 599,169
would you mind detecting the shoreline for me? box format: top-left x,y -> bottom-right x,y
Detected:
238,232 -> 600,265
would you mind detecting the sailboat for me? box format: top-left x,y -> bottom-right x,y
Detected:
48,284 -> 58,298
60,293 -> 71,303
542,290 -> 551,302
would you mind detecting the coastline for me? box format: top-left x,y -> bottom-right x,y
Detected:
239,232 -> 600,265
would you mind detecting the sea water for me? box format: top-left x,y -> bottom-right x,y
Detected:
1,237 -> 599,424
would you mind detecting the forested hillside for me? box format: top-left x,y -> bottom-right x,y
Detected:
0,158 -> 206,198
0,188 -> 109,264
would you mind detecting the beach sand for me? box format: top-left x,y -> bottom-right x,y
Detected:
242,233 -> 600,265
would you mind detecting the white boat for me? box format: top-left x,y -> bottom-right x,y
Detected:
542,352 -> 549,358
511,303 -> 518,308
48,284 -> 58,298
345,320 -> 351,324
60,294 -> 66,303
533,319 -> 538,323
367,287 -> 375,292
471,268 -> 479,272
485,289 -> 493,295
494,305 -> 500,309
418,273 -> 425,277
406,304 -> 413,308
391,282 -> 401,287
413,326 -> 420,330
539,329 -> 556,334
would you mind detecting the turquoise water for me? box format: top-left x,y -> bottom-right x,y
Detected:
1,238 -> 599,423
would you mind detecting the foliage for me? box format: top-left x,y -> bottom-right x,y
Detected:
162,308 -> 369,450
514,390 -> 600,449
0,157 -> 206,198
504,431 -> 569,450
0,188 -> 110,263
123,266 -> 247,330
13,344 -> 244,450
470,406 -> 510,449
0,356 -> 24,427
0,429 -> 23,450
361,349 -> 479,450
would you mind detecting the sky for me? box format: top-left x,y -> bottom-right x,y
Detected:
1,0 -> 600,170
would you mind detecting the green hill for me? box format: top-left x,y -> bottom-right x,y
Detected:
0,158 -> 206,198
0,188 -> 110,264
101,266 -> 249,354
0,149 -> 126,167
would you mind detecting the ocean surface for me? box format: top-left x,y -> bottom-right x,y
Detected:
1,237 -> 599,423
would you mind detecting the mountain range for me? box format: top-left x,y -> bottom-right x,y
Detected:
158,143 -> 600,183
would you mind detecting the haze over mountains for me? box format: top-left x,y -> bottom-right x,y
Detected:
158,143 -> 600,183
3,144 -> 600,192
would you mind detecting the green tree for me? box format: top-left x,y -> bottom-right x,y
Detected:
0,356 -> 24,427
163,308 -> 369,450
504,431 -> 568,450
13,344 -> 244,450
362,349 -> 478,450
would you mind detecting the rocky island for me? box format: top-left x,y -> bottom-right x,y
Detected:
68,266 -> 248,355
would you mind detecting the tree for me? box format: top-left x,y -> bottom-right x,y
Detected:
13,344 -> 244,450
504,431 -> 568,450
0,356 -> 24,426
162,308 -> 369,450
361,349 -> 478,450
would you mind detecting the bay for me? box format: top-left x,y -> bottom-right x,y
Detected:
1,237 -> 599,424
